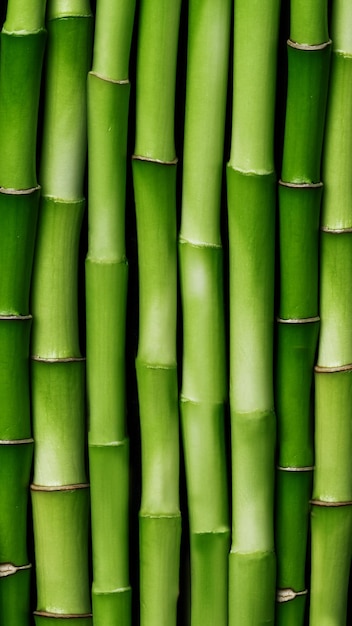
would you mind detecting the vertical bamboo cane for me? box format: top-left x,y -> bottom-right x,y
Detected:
227,1 -> 280,624
86,1 -> 136,624
30,1 -> 93,623
310,2 -> 352,624
179,1 -> 231,624
0,1 -> 46,623
275,2 -> 331,624
132,0 -> 182,623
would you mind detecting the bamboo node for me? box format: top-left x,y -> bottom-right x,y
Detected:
277,588 -> 307,603
315,363 -> 352,374
277,465 -> 314,472
31,483 -> 89,492
132,154 -> 178,166
89,70 -> 130,85
310,499 -> 352,507
287,39 -> 332,51
279,180 -> 323,189
178,237 -> 222,250
0,562 -> 31,577
0,185 -> 40,195
33,611 -> 93,619
321,225 -> 352,234
0,438 -> 34,445
0,314 -> 32,321
277,316 -> 319,324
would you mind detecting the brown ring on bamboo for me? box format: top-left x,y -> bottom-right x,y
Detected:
30,483 -> 89,492
31,356 -> 86,363
321,226 -> 352,234
277,316 -> 320,324
0,438 -> 34,445
89,70 -> 130,85
310,499 -> 352,507
34,611 -> 92,619
132,154 -> 178,166
315,363 -> 352,374
0,185 -> 40,195
287,39 -> 332,51
277,588 -> 308,603
277,465 -> 314,472
278,180 -> 323,189
0,314 -> 32,321
0,562 -> 32,577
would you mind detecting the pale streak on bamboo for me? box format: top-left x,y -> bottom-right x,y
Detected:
275,3 -> 331,623
309,2 -> 352,624
227,2 -> 280,624
30,1 -> 93,622
178,1 -> 231,624
0,2 -> 46,623
132,1 -> 182,623
86,1 -> 136,624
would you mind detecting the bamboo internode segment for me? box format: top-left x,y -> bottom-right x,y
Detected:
0,30 -> 46,189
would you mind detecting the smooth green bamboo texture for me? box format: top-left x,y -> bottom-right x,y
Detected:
310,2 -> 352,624
30,1 -> 93,621
227,1 -> 280,624
0,2 -> 46,623
275,3 -> 331,623
86,1 -> 136,624
178,1 -> 231,624
133,1 -> 182,623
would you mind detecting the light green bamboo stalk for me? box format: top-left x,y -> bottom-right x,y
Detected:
310,2 -> 352,623
275,3 -> 331,624
86,1 -> 136,624
132,0 -> 182,623
0,2 -> 46,623
30,1 -> 93,622
227,1 -> 280,624
179,1 -> 231,624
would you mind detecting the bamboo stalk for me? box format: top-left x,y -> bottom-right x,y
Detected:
227,1 -> 280,623
86,1 -> 136,624
275,3 -> 331,623
30,1 -> 93,622
310,2 -> 352,624
132,1 -> 182,623
178,1 -> 231,623
0,2 -> 46,623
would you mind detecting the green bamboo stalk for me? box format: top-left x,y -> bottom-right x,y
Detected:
30,1 -> 93,622
310,2 -> 352,624
0,2 -> 46,623
86,1 -> 136,624
132,1 -> 182,623
178,1 -> 231,624
227,1 -> 280,624
275,3 -> 331,623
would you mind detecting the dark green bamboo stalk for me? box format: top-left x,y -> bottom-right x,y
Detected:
275,3 -> 331,624
86,1 -> 136,624
132,0 -> 182,623
227,1 -> 280,624
30,1 -> 93,622
179,1 -> 231,624
0,2 -> 46,623
310,3 -> 352,623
